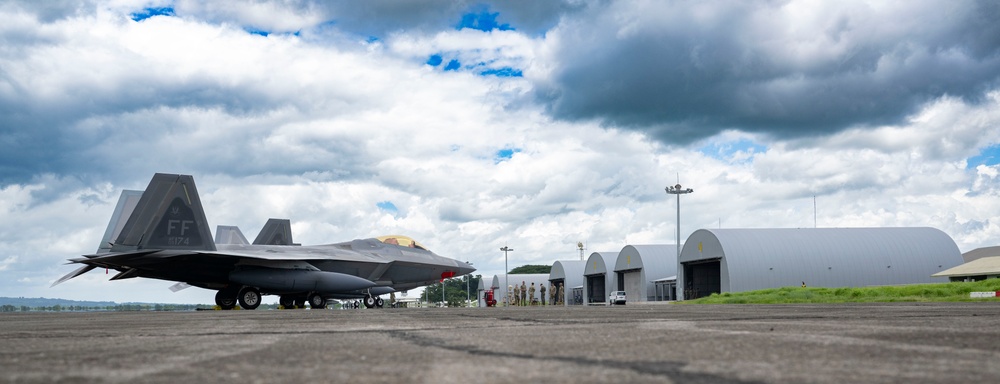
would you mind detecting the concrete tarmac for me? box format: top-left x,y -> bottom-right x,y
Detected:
1,303 -> 999,383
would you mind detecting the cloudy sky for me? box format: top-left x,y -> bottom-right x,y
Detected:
2,0 -> 999,304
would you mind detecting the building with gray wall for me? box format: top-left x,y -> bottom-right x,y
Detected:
678,227 -> 963,300
613,244 -> 678,302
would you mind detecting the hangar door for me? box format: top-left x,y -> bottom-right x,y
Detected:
619,270 -> 642,303
585,274 -> 605,304
683,258 -> 721,300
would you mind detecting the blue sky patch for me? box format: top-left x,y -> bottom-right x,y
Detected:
427,54 -> 443,66
968,144 -> 1000,168
376,201 -> 398,215
131,7 -> 174,22
494,148 -> 522,163
458,9 -> 513,32
444,59 -> 461,71
698,138 -> 768,163
480,67 -> 523,77
245,28 -> 270,37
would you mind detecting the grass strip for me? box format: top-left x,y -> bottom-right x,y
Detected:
680,279 -> 1000,304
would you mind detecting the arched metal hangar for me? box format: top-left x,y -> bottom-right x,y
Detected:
613,245 -> 678,302
678,227 -> 963,300
548,260 -> 585,306
582,252 -> 619,305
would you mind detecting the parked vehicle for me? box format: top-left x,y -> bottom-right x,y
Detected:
609,290 -> 626,305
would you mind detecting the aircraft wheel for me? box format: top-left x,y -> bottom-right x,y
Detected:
279,296 -> 295,309
294,298 -> 306,309
308,292 -> 326,309
375,297 -> 384,308
238,287 -> 261,310
363,295 -> 376,308
353,300 -> 360,309
215,288 -> 237,310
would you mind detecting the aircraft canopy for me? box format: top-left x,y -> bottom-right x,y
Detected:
376,235 -> 428,251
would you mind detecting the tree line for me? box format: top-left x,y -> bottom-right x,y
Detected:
0,303 -> 212,312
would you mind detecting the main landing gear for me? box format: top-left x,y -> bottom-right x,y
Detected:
215,286 -> 262,310
278,293 -> 326,309
215,286 -> 239,310
361,294 -> 385,309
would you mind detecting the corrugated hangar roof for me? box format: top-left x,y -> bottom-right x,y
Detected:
679,227 -> 964,296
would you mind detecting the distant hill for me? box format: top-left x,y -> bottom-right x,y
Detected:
0,297 -> 117,308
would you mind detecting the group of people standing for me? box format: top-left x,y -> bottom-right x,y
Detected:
507,281 -> 566,306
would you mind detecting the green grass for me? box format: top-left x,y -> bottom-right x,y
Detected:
680,279 -> 1000,304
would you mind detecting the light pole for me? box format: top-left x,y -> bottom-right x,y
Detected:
665,183 -> 693,262
500,246 -> 513,306
465,262 -> 473,307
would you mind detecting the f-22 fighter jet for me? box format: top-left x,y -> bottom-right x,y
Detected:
53,173 -> 475,310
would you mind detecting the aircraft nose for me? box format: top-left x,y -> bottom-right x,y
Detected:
458,262 -> 476,276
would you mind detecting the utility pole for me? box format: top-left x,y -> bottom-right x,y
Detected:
665,182 -> 694,262
500,245 -> 513,306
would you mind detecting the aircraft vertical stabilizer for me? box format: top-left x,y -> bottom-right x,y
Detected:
97,190 -> 143,253
253,218 -> 294,245
112,173 -> 217,252
216,225 -> 250,245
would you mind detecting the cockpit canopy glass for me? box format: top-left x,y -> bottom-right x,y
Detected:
376,235 -> 428,251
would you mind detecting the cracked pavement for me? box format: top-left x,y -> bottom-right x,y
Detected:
1,303 -> 998,383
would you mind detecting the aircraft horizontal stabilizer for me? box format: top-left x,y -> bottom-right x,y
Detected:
51,265 -> 96,287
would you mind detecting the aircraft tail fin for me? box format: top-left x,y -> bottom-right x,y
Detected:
253,218 -> 295,245
112,173 -> 217,252
97,190 -> 144,253
215,225 -> 250,245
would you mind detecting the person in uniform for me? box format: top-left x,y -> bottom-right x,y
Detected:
558,283 -> 565,305
540,283 -> 547,305
508,285 -> 514,306
528,282 -> 536,306
512,284 -> 519,306
550,283 -> 556,305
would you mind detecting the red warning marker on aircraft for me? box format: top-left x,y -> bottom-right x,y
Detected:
440,271 -> 456,281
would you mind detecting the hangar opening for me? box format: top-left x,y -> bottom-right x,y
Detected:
585,274 -> 605,304
582,252 -> 618,305
682,259 -> 720,300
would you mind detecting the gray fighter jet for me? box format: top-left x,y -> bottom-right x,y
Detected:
53,173 -> 475,310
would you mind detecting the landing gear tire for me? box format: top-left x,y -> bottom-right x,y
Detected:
279,296 -> 295,309
353,300 -> 360,309
215,287 -> 238,310
294,298 -> 306,309
308,292 -> 326,309
238,287 -> 262,310
363,295 -> 376,309
375,297 -> 384,308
